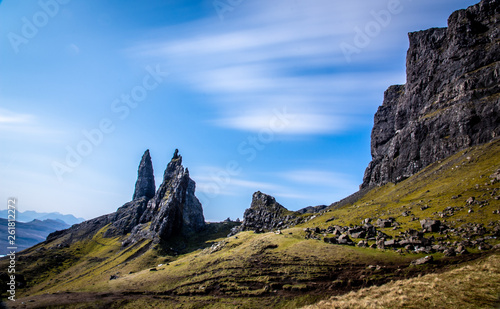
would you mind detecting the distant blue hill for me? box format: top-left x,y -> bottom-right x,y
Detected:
0,210 -> 85,225
0,218 -> 70,255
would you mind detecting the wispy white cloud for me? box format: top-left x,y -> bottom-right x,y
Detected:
277,169 -> 359,192
213,112 -> 352,135
0,107 -> 67,141
272,192 -> 311,200
194,172 -> 281,197
0,108 -> 34,124
127,0 -> 412,135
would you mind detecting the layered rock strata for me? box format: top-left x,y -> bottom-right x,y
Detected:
362,0 -> 500,188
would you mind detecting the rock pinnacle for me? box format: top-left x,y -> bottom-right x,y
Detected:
133,149 -> 156,200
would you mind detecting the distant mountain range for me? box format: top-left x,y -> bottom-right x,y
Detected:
0,211 -> 83,255
0,210 -> 85,225
0,218 -> 70,255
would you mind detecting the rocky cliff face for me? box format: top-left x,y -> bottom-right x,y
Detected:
47,149 -> 205,246
362,0 -> 500,188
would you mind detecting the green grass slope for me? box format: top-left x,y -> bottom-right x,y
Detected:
307,138 -> 500,240
3,139 -> 500,308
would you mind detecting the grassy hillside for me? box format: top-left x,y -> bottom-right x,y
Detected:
3,139 -> 500,308
307,138 -> 500,241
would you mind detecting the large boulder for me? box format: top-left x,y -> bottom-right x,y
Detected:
420,219 -> 441,233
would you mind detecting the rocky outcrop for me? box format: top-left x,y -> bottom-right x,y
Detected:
138,150 -> 205,241
230,192 -> 304,235
362,0 -> 500,188
295,205 -> 328,214
46,214 -> 113,245
133,149 -> 155,200
47,149 -> 206,246
102,197 -> 150,238
104,150 -> 155,238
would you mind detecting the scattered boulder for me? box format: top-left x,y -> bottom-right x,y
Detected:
362,218 -> 372,225
457,244 -> 468,255
338,234 -> 354,245
357,240 -> 368,248
325,217 -> 336,223
376,218 -> 392,228
420,219 -> 441,233
384,239 -> 400,248
411,255 -> 433,266
490,168 -> 500,183
323,237 -> 337,245
376,238 -> 385,250
443,248 -> 456,257
348,227 -> 366,239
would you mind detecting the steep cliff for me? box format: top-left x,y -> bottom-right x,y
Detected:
362,0 -> 500,188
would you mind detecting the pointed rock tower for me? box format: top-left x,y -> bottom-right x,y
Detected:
46,149 -> 206,247
133,149 -> 155,200
103,149 -> 156,237
139,149 -> 205,242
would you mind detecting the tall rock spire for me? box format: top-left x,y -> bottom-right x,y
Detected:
133,149 -> 156,200
139,149 -> 205,241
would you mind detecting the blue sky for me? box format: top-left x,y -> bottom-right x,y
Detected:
0,0 -> 478,221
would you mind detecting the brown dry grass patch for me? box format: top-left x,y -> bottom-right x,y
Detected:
304,253 -> 500,309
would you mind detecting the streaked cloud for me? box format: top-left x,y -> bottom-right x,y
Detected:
195,176 -> 281,197
0,108 -> 33,124
278,169 -> 359,192
127,0 -> 414,135
0,107 -> 66,141
213,112 -> 351,135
